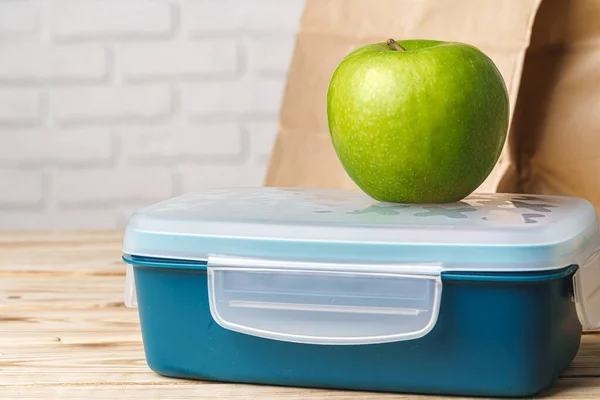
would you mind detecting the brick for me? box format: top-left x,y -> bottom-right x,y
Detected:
120,41 -> 238,80
0,210 -> 118,231
51,85 -> 171,123
0,44 -> 106,82
182,0 -> 305,33
54,169 -> 173,205
0,170 -> 43,206
181,79 -> 284,116
180,162 -> 267,192
50,0 -> 172,40
0,89 -> 39,124
120,124 -> 243,162
0,129 -> 112,166
246,35 -> 297,73
0,2 -> 38,37
245,121 -> 279,158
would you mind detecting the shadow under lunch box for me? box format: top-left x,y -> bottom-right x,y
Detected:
122,188 -> 600,397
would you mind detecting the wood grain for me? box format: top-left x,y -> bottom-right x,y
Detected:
1,231 -> 600,399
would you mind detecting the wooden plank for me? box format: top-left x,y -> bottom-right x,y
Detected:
0,231 -> 124,275
0,331 -> 141,346
0,276 -> 128,310
4,380 -> 600,400
0,231 -> 122,245
539,377 -> 600,398
0,384 -> 484,400
0,308 -> 139,333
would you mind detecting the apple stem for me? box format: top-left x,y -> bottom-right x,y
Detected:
386,38 -> 406,51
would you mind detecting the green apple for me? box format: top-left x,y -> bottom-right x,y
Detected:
327,39 -> 509,203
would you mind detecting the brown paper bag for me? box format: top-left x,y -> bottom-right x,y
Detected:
497,0 -> 600,217
266,0 -> 543,193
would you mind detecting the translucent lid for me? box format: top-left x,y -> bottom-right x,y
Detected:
123,187 -> 600,338
123,187 -> 599,272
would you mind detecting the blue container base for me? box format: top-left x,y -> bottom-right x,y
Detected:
146,351 -> 575,398
133,265 -> 582,397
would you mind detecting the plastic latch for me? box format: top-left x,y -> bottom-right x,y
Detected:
124,264 -> 138,308
574,248 -> 600,329
207,255 -> 443,345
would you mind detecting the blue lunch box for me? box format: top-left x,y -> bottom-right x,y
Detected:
122,188 -> 600,397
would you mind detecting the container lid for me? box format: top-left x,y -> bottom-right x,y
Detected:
123,187 -> 599,271
123,187 -> 600,340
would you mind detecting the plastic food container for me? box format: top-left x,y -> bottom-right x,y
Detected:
122,188 -> 600,397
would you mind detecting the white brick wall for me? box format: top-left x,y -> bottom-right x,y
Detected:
49,1 -> 173,40
0,170 -> 43,207
0,0 -> 305,230
54,169 -> 174,205
119,41 -> 238,79
0,2 -> 38,38
0,44 -> 107,82
245,121 -> 280,161
0,89 -> 40,124
182,0 -> 305,33
0,129 -> 113,165
120,124 -> 243,162
181,79 -> 285,116
246,35 -> 298,73
51,84 -> 172,123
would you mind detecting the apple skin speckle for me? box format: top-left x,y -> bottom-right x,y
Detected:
327,39 -> 509,203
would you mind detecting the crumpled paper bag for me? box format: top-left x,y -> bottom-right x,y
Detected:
497,0 -> 600,218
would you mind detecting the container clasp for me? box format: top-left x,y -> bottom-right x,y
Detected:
574,247 -> 600,329
207,255 -> 442,345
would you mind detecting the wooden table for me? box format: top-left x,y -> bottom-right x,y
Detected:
1,231 -> 600,399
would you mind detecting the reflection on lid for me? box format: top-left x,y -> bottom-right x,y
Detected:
142,188 -> 575,227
